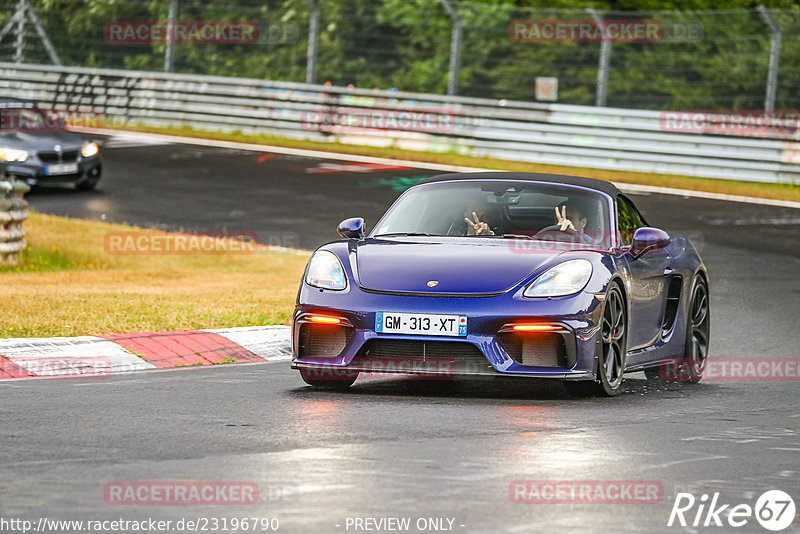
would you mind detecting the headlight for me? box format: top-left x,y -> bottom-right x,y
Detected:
305,251 -> 347,290
0,147 -> 29,162
523,259 -> 592,297
81,141 -> 99,158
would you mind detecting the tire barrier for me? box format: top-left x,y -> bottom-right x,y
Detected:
0,178 -> 29,264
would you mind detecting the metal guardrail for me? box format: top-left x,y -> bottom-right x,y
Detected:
1,62 -> 798,184
0,178 -> 29,264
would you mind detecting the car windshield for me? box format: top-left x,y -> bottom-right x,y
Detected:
372,180 -> 612,249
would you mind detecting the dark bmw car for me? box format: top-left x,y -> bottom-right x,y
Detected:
291,172 -> 710,396
0,98 -> 102,190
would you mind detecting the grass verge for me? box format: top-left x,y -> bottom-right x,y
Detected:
0,213 -> 309,338
110,123 -> 800,203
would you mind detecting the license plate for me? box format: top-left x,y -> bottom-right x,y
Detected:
45,162 -> 78,175
375,312 -> 467,337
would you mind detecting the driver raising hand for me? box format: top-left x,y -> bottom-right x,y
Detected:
554,204 -> 588,234
465,210 -> 494,235
535,202 -> 592,244
463,202 -> 499,236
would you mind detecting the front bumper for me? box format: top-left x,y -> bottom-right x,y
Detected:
291,284 -> 605,381
3,156 -> 101,187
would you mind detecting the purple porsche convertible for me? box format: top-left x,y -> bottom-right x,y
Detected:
291,172 -> 710,396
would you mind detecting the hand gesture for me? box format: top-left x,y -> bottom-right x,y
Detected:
465,211 -> 493,235
555,206 -> 576,231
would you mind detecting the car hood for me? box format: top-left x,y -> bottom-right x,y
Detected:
354,238 -> 566,295
0,130 -> 84,150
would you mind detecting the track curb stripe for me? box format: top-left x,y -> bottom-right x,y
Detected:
0,355 -> 34,379
98,330 -> 265,367
0,326 -> 291,381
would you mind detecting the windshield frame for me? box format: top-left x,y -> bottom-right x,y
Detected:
370,179 -> 619,250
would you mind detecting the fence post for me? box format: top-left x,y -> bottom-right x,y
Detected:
0,0 -> 61,65
0,178 -> 30,265
587,8 -> 611,107
757,6 -> 781,113
303,0 -> 320,84
164,0 -> 178,72
438,0 -> 462,96
13,0 -> 25,63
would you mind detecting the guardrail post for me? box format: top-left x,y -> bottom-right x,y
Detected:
303,0 -> 320,84
0,178 -> 30,265
757,6 -> 781,113
587,8 -> 611,107
438,0 -> 462,96
164,0 -> 179,72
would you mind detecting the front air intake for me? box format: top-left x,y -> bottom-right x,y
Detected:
352,339 -> 495,375
297,323 -> 353,358
497,332 -> 567,367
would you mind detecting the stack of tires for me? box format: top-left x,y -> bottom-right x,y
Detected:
0,178 -> 29,264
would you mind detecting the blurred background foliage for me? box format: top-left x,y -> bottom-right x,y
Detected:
1,0 -> 798,110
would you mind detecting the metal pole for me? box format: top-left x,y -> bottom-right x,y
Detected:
26,0 -> 61,65
303,0 -> 320,84
13,0 -> 25,64
587,8 -> 611,107
0,4 -> 25,44
757,6 -> 781,113
439,0 -> 462,96
164,0 -> 178,72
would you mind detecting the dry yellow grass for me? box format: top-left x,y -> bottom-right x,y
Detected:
0,213 -> 309,338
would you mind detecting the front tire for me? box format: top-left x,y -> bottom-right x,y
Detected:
565,284 -> 627,397
299,367 -> 358,390
75,179 -> 98,191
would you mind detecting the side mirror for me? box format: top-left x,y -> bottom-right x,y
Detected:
631,227 -> 670,258
337,217 -> 365,239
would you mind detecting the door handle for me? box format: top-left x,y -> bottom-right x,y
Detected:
663,266 -> 675,275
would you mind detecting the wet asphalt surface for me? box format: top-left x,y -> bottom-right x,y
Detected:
2,135 -> 799,533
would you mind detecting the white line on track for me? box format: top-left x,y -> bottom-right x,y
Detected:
75,127 -> 800,210
641,455 -> 729,471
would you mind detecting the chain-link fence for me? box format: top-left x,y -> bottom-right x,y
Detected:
1,0 -> 798,111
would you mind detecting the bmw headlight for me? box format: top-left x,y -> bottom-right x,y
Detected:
305,251 -> 347,290
524,259 -> 593,297
80,141 -> 99,158
0,147 -> 29,162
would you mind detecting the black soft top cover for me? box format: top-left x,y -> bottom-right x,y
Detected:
419,171 -> 621,197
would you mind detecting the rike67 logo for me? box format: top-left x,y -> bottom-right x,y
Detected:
668,490 -> 796,531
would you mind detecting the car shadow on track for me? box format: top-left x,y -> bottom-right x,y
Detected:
26,186 -> 105,197
291,375 -> 713,403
